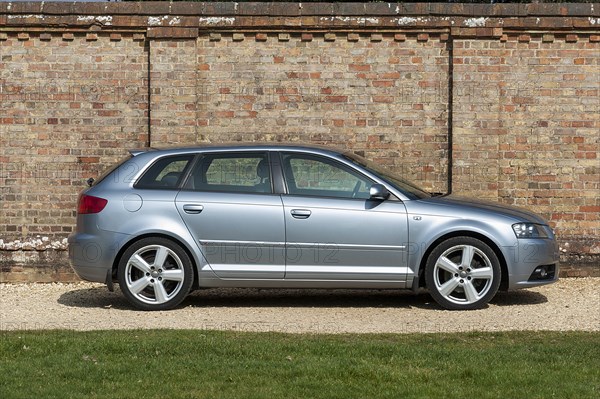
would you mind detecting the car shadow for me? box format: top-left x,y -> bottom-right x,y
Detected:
185,288 -> 440,310
57,286 -> 440,310
185,288 -> 548,309
490,290 -> 548,306
58,286 -> 548,311
58,287 -> 133,310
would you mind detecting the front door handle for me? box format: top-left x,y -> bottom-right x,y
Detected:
183,204 -> 204,214
290,209 -> 311,219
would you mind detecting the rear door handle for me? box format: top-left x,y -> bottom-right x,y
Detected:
183,204 -> 204,214
290,209 -> 311,219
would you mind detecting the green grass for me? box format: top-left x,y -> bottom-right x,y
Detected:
1,330 -> 598,399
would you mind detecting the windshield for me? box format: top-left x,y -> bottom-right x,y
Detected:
342,152 -> 432,199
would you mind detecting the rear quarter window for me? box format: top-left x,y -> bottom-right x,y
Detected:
135,155 -> 194,189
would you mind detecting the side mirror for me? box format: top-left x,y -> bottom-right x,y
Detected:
369,184 -> 390,200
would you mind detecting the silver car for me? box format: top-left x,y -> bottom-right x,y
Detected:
68,145 -> 559,310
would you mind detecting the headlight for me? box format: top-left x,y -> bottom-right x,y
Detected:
512,223 -> 549,239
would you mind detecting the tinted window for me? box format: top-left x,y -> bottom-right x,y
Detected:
185,153 -> 272,194
342,152 -> 431,199
135,155 -> 194,189
282,153 -> 372,199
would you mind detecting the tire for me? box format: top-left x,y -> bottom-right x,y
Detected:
117,237 -> 193,311
425,236 -> 501,310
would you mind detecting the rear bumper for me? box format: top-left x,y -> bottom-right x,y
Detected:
68,231 -> 128,283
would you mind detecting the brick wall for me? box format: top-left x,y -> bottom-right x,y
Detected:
150,38 -> 199,145
196,32 -> 449,192
453,34 -> 600,259
0,32 -> 148,238
0,2 -> 598,282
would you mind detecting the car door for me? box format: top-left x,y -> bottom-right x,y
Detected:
280,152 -> 409,282
175,151 -> 285,279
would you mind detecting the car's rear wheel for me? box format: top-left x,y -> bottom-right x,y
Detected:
117,237 -> 193,310
425,237 -> 501,310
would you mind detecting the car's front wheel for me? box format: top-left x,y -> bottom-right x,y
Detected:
425,237 -> 501,310
117,237 -> 193,310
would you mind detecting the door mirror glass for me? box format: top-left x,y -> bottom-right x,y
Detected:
369,184 -> 390,200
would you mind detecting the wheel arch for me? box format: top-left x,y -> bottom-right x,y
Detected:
111,233 -> 200,290
416,231 -> 509,291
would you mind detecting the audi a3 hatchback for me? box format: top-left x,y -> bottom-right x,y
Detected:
69,145 -> 559,310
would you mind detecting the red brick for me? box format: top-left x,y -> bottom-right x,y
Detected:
349,64 -> 370,72
78,157 -> 100,164
518,34 -> 531,42
565,34 -> 578,43
381,72 -> 400,79
580,206 -> 600,213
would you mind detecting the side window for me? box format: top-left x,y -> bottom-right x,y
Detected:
185,153 -> 272,194
135,155 -> 194,189
282,153 -> 373,199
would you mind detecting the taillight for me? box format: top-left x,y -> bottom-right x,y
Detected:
78,194 -> 108,214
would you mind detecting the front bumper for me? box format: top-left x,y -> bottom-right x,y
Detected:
503,238 -> 560,290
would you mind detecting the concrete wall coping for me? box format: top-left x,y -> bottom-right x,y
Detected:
0,2 -> 598,18
0,2 -> 599,33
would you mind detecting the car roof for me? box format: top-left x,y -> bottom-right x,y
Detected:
129,143 -> 346,157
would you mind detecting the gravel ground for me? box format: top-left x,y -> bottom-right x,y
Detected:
1,278 -> 598,334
